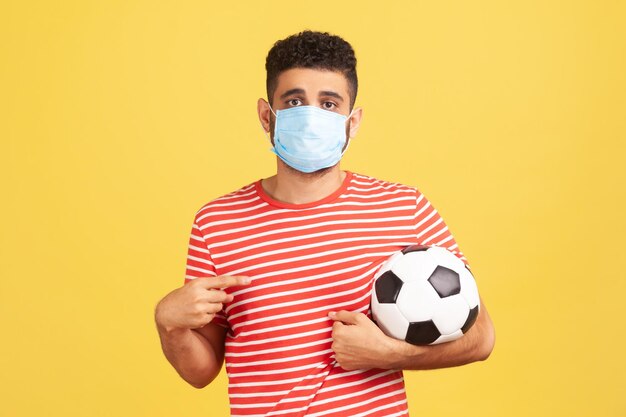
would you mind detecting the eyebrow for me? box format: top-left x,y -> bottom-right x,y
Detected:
320,90 -> 344,102
280,88 -> 305,99
279,88 -> 344,102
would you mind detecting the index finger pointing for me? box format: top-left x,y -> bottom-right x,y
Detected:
202,275 -> 251,290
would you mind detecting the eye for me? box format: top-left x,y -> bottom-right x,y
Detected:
288,99 -> 302,106
322,101 -> 337,110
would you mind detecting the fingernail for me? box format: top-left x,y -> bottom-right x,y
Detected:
328,311 -> 336,317
242,277 -> 251,284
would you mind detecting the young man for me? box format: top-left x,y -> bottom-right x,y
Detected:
155,30 -> 495,416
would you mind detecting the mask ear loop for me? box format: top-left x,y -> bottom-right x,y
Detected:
340,106 -> 358,157
261,102 -> 278,143
268,103 -> 278,118
345,106 -> 357,139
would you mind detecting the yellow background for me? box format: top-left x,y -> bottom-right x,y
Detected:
2,1 -> 625,416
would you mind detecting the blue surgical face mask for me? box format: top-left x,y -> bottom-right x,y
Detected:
262,104 -> 355,173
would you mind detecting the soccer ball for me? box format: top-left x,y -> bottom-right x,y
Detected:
371,245 -> 480,345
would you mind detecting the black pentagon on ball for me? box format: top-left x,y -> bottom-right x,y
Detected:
375,271 -> 404,303
406,320 -> 441,345
401,244 -> 431,254
427,265 -> 461,298
461,305 -> 479,333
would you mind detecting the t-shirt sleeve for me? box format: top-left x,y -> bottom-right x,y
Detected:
183,215 -> 228,328
413,188 -> 471,271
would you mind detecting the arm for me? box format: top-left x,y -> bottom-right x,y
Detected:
154,214 -> 233,388
386,297 -> 494,370
329,297 -> 495,371
155,309 -> 227,389
154,275 -> 249,388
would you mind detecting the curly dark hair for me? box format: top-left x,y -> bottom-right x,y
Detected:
265,30 -> 358,110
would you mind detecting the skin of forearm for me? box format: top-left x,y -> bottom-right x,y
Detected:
155,321 -> 222,388
387,314 -> 494,371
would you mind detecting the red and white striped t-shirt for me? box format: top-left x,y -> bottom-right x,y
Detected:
184,171 -> 470,417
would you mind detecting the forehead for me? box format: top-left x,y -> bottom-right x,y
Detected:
274,67 -> 349,98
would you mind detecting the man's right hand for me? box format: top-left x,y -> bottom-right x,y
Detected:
155,275 -> 251,332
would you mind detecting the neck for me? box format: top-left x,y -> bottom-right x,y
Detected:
262,162 -> 347,205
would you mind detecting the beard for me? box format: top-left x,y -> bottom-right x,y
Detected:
281,160 -> 336,178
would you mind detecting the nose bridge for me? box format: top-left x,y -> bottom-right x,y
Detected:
278,106 -> 322,126
275,105 -> 348,133
299,107 -> 319,128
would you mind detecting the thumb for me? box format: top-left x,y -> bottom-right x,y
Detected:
328,310 -> 360,325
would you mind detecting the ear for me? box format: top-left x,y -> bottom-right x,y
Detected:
348,107 -> 363,139
257,98 -> 272,132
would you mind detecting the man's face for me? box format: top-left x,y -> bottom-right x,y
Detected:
256,67 -> 363,176
259,67 -> 360,148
